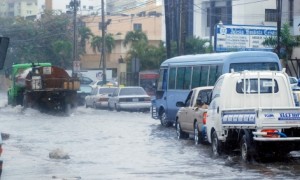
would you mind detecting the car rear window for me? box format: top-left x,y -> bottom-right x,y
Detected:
236,78 -> 279,94
99,87 -> 117,94
119,88 -> 147,96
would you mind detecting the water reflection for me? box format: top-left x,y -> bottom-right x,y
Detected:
1,100 -> 300,179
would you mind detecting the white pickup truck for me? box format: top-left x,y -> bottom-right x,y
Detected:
206,70 -> 300,161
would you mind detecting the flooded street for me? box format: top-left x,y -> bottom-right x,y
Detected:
1,93 -> 300,179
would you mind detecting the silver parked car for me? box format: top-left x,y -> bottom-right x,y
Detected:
108,86 -> 151,112
85,86 -> 118,109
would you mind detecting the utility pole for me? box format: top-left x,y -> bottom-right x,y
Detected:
179,0 -> 186,55
276,0 -> 282,57
209,0 -> 214,50
164,0 -> 171,59
100,0 -> 107,83
69,0 -> 79,76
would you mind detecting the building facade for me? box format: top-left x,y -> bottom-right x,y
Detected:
0,0 -> 38,19
76,0 -> 163,83
282,0 -> 300,59
80,8 -> 163,76
193,0 -> 277,40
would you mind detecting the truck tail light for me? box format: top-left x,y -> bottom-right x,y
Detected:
261,129 -> 279,138
202,112 -> 207,125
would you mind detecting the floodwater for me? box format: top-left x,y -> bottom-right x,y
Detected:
1,93 -> 300,179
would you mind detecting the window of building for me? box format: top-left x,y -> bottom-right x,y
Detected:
9,3 -> 14,8
133,23 -> 142,31
265,9 -> 277,22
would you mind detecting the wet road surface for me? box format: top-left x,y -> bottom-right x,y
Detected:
1,94 -> 300,179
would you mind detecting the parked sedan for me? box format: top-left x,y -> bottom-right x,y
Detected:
85,86 -> 118,109
108,86 -> 151,112
176,86 -> 213,144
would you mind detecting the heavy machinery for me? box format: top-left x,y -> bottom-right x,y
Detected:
7,63 -> 80,113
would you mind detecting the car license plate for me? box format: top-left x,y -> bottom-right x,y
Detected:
132,98 -> 139,102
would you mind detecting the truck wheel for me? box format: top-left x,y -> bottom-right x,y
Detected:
176,122 -> 188,139
240,134 -> 251,162
194,122 -> 202,145
160,110 -> 172,127
212,131 -> 222,157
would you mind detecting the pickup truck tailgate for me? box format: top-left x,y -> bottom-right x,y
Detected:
259,107 -> 300,128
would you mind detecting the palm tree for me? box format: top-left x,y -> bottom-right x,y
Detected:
78,27 -> 93,54
91,34 -> 115,54
123,30 -> 148,47
91,35 -> 102,53
90,34 -> 115,66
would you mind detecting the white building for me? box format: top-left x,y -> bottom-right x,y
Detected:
193,0 -> 277,39
37,0 -> 101,15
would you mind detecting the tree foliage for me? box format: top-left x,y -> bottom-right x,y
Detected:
170,37 -> 211,57
91,33 -> 115,54
262,23 -> 299,67
0,10 -> 92,69
123,30 -> 166,70
123,32 -> 210,70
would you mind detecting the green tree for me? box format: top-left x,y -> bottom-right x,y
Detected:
123,30 -> 148,47
141,41 -> 166,70
90,34 -> 115,67
78,26 -> 93,54
263,23 -> 299,68
0,10 -> 78,69
52,40 -> 72,68
123,30 -> 149,71
169,37 -> 211,57
185,36 -> 210,54
91,35 -> 102,53
91,34 -> 115,54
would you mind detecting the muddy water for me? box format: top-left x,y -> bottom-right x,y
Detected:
1,93 -> 300,179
